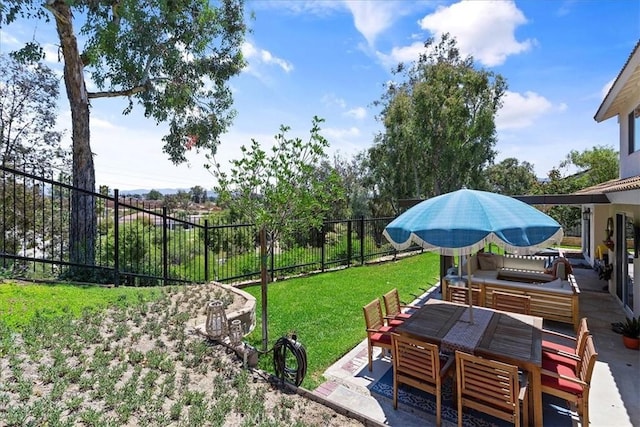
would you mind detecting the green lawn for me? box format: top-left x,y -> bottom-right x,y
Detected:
0,282 -> 163,329
241,252 -> 440,388
0,252 -> 440,390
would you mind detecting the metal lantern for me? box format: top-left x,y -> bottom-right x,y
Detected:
229,319 -> 243,346
205,300 -> 228,339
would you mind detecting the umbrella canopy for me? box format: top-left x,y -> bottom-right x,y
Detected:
383,189 -> 563,256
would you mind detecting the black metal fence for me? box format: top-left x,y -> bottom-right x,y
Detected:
1,165 -> 410,286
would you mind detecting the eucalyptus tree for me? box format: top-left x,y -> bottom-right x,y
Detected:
1,0 -> 246,278
371,34 -> 506,210
484,158 -> 537,196
0,55 -> 66,172
212,116 -> 344,350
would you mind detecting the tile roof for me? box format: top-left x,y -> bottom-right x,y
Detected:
574,174 -> 640,195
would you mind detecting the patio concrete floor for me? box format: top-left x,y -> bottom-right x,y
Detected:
314,263 -> 640,427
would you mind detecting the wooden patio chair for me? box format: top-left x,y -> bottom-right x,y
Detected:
542,317 -> 590,369
541,335 -> 598,425
382,288 -> 420,324
491,291 -> 531,315
363,299 -> 395,372
455,351 -> 529,427
447,285 -> 482,306
391,334 -> 454,427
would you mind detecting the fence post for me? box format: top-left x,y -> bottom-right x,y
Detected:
360,216 -> 365,265
113,189 -> 120,287
204,219 -> 209,283
321,222 -> 326,272
270,231 -> 275,282
347,219 -> 352,267
162,207 -> 168,286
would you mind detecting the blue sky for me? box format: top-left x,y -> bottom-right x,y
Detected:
2,1 -> 639,191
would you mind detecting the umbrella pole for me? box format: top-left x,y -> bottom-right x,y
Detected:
467,254 -> 474,324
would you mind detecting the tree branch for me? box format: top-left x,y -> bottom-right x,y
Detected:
87,85 -> 147,99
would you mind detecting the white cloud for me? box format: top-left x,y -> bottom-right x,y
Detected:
91,116 -> 118,130
344,1 -> 397,46
241,41 -> 293,74
322,126 -> 361,140
322,93 -> 347,109
496,90 -> 554,130
345,107 -> 367,120
419,0 -> 534,67
376,41 -> 425,69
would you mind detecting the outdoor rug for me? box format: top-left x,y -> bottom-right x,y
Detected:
370,367 -> 576,426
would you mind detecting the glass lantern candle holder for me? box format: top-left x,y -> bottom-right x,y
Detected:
205,300 -> 228,339
229,319 -> 243,346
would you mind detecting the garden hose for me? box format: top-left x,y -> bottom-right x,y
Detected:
273,334 -> 307,387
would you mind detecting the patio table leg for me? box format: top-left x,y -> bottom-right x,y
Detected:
530,366 -> 543,427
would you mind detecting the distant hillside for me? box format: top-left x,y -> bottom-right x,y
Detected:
119,188 -> 191,196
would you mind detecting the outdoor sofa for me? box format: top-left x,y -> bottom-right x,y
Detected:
443,253 -> 580,331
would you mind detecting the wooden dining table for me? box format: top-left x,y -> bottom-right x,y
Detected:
395,299 -> 544,427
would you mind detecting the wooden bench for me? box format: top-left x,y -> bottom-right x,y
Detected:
443,274 -> 580,331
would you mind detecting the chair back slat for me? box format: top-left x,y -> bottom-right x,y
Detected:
392,334 -> 452,426
394,334 -> 438,380
383,288 -> 401,318
456,351 -> 525,426
448,285 -> 481,306
363,299 -> 385,330
492,291 -> 531,315
579,335 -> 598,385
573,318 -> 590,369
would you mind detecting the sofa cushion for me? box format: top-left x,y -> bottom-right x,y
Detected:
502,255 -> 546,271
498,269 -> 555,283
468,275 -> 576,295
472,270 -> 499,280
477,253 -> 499,270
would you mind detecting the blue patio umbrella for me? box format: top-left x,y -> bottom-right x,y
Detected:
383,189 -> 563,320
383,189 -> 563,256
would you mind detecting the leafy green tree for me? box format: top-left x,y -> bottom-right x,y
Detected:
0,55 -> 67,172
190,186 -> 207,204
540,146 -> 619,235
560,146 -> 619,188
484,158 -> 537,195
166,190 -> 191,212
370,34 -> 506,211
331,152 -> 371,219
2,0 -> 246,276
212,116 -> 345,349
146,190 -> 163,201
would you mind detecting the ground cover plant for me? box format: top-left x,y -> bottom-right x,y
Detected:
0,252 -> 439,425
0,282 -> 363,426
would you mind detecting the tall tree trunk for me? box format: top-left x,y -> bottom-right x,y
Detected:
51,1 -> 96,274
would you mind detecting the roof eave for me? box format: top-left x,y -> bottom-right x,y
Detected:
594,40 -> 640,123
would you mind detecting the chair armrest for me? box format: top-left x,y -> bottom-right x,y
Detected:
542,348 -> 580,361
542,328 -> 577,342
540,368 -> 588,388
400,304 -> 421,310
366,328 -> 395,335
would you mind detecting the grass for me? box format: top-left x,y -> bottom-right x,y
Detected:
240,252 -> 440,388
0,251 -> 440,393
0,282 -> 162,329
